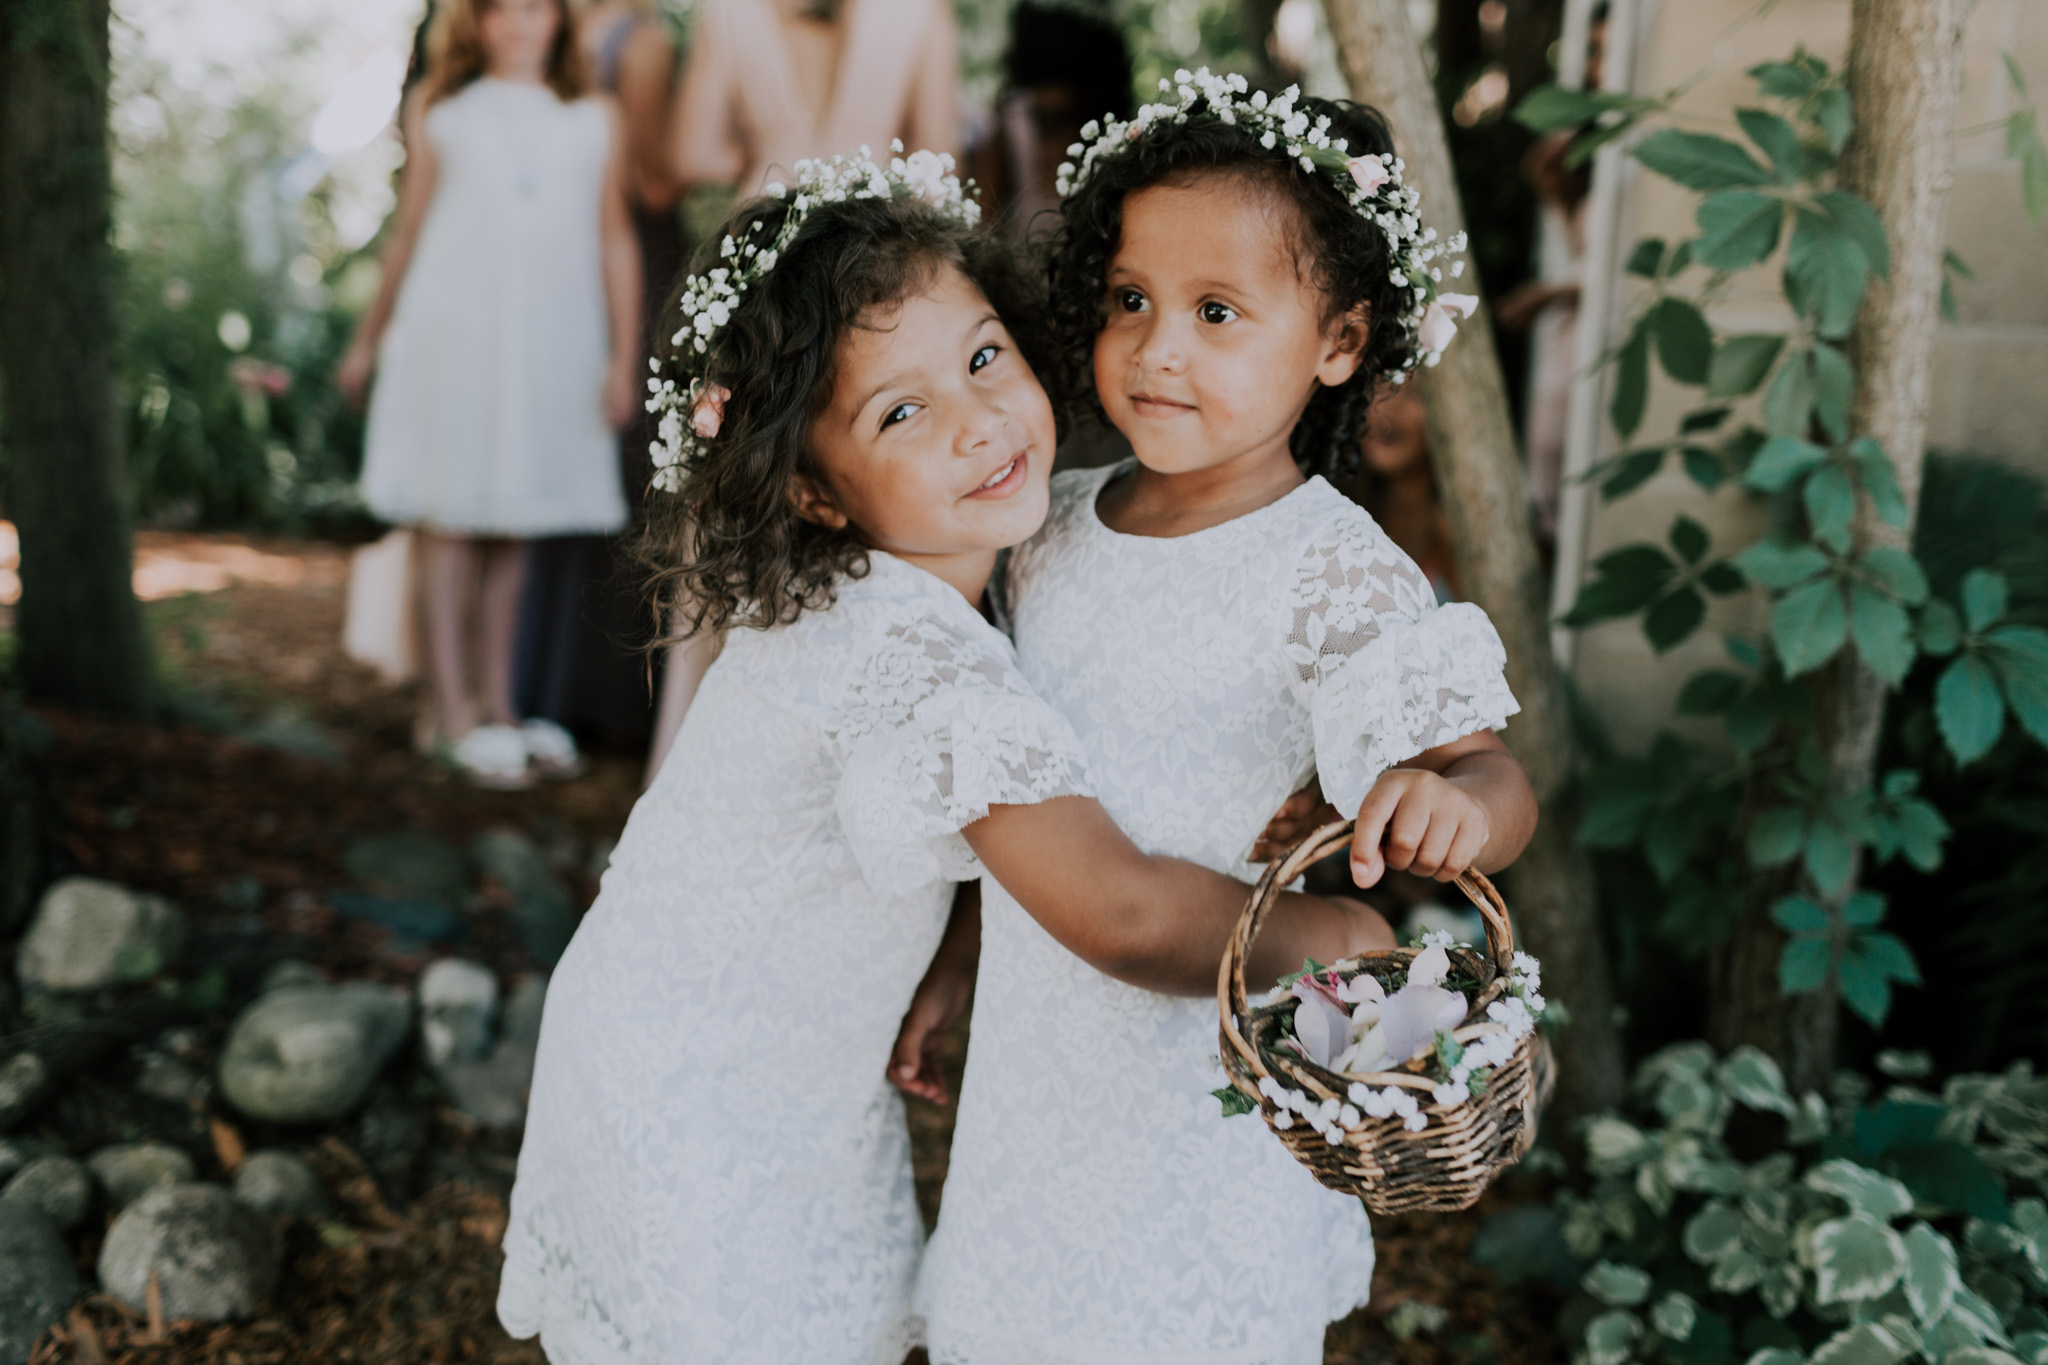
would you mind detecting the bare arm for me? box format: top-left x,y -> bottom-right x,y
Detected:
1348,729 -> 1537,887
643,626 -> 724,788
669,0 -> 746,188
963,796 -> 1394,997
616,23 -> 684,209
337,91 -> 439,403
903,0 -> 960,159
598,98 -> 644,431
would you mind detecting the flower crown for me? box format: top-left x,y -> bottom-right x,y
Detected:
645,143 -> 982,493
1057,67 -> 1477,382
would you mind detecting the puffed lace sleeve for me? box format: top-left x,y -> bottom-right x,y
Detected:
1284,514 -> 1520,817
833,613 -> 1094,896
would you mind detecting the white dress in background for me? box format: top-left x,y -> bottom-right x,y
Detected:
498,552 -> 1092,1365
918,462 -> 1520,1365
359,79 -> 627,537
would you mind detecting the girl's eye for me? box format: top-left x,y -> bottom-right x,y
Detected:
880,401 -> 919,431
969,344 -> 1000,374
1114,288 -> 1148,314
1199,301 -> 1239,325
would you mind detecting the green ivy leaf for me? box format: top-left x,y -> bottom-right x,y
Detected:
1841,935 -> 1906,1026
1813,342 -> 1855,442
1653,297 -> 1714,384
1961,568 -> 2010,632
1986,626 -> 2048,745
1700,562 -> 1745,595
1626,237 -> 1667,278
1735,539 -> 1828,588
1809,1158 -> 1916,1220
1647,588 -> 1707,652
1669,515 -> 1710,565
1788,207 -> 1873,339
1918,600 -> 1964,657
1812,1214 -> 1910,1303
1781,936 -> 1833,993
1697,190 -> 1788,270
1677,669 -> 1743,714
1612,322 -> 1652,439
1747,435 -> 1828,491
1810,1321 -> 1913,1365
1684,1200 -> 1746,1264
1212,1084 -> 1257,1116
1764,346 -> 1816,436
1861,545 -> 1929,604
1585,1260 -> 1655,1307
1738,107 -> 1807,181
1750,58 -> 1820,99
1841,890 -> 1884,929
1805,816 -> 1856,895
1815,189 -> 1891,279
1849,438 -> 1912,528
1774,576 -> 1850,676
1565,544 -> 1679,624
1513,84 -> 1652,132
1806,462 -> 1858,550
1682,406 -> 1731,433
1773,894 -> 1830,933
1748,805 -> 1807,866
1708,333 -> 1787,397
1683,445 -> 1727,491
1651,1291 -> 1698,1342
1901,1222 -> 1961,1325
1636,128 -> 1776,189
1643,805 -> 1703,881
1850,582 -> 1917,685
1934,655 -> 2006,764
1586,1309 -> 1643,1365
1599,447 -> 1667,499
1720,1046 -> 1796,1115
1811,86 -> 1855,154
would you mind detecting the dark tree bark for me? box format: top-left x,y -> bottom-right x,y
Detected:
1323,0 -> 1627,1120
0,0 -> 151,717
1709,0 -> 1968,1095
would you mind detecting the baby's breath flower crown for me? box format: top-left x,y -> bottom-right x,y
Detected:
1057,67 -> 1476,382
644,143 -> 981,493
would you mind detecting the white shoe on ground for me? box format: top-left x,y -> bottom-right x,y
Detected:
453,723 -> 535,790
520,718 -> 584,779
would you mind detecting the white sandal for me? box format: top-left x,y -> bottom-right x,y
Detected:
452,724 -> 535,790
520,718 -> 584,779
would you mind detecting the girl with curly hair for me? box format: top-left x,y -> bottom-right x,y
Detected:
908,73 -> 1539,1364
496,150 -> 1392,1365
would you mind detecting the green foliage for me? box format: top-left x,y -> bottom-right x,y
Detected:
2002,55 -> 2048,228
1558,1047 -> 2048,1365
1524,49 -> 2048,1034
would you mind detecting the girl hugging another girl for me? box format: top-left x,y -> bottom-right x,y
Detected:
497,149 -> 1393,1365
911,73 -> 1538,1364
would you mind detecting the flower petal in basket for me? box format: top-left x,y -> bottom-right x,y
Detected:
1379,982 -> 1468,1066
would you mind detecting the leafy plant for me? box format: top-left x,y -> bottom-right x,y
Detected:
1515,52 -> 2048,1030
1557,1044 -> 2048,1365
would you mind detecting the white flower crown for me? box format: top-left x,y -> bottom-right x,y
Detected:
645,143 -> 982,493
1057,67 -> 1477,382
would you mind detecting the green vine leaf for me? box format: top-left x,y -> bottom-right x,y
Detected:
1808,1157 -> 1915,1220
1813,1214 -> 1909,1304
1635,128 -> 1777,189
1961,568 -> 2009,632
1849,582 -> 1916,685
1648,588 -> 1708,652
1840,930 -> 1921,1026
1985,627 -> 2048,744
1654,297 -> 1715,384
1734,539 -> 1828,588
1708,333 -> 1787,396
1585,1260 -> 1655,1307
1764,346 -> 1817,436
1738,107 -> 1808,182
1806,463 -> 1858,550
1697,189 -> 1788,270
1902,1222 -> 1961,1325
1613,321 -> 1652,438
1934,655 -> 2005,764
1748,435 -> 1828,491
1774,576 -> 1849,676
1810,1320 -> 1914,1365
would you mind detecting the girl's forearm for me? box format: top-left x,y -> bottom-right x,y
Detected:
1440,748 -> 1537,872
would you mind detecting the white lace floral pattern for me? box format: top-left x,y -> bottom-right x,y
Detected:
498,552 -> 1090,1365
917,463 -> 1516,1365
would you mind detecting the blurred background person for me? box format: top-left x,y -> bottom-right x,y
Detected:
1340,383 -> 1462,602
513,0 -> 686,756
964,1 -> 1132,244
338,0 -> 643,789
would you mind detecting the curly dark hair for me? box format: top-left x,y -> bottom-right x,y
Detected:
639,193 -> 1049,637
1045,95 -> 1414,480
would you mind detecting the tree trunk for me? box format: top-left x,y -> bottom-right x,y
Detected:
0,0 -> 152,717
1709,0 -> 1966,1094
1322,0 -> 1627,1120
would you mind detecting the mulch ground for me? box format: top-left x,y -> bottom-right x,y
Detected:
22,530 -> 1565,1364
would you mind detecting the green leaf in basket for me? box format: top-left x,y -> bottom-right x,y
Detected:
1212,1085 -> 1258,1118
1437,1032 -> 1467,1070
1278,957 -> 1327,987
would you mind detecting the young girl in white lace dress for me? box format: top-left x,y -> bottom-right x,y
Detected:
495,151 -> 1393,1365
909,76 -> 1541,1365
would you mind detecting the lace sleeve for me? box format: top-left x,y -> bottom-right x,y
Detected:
834,614 -> 1094,896
1284,515 -> 1520,817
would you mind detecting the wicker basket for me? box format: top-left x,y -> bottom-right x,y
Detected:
1217,819 -> 1551,1214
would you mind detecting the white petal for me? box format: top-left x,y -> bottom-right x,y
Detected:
1408,943 -> 1450,989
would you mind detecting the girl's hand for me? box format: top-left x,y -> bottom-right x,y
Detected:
888,960 -> 974,1105
1350,767 -> 1491,887
604,358 -> 640,432
336,340 -> 376,408
1326,894 -> 1397,956
1251,783 -> 1342,863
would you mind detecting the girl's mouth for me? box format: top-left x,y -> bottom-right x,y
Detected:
1129,393 -> 1195,418
966,454 -> 1027,499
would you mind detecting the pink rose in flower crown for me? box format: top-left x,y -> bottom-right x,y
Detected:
692,383 -> 732,439
1417,293 -> 1480,357
1346,154 -> 1391,196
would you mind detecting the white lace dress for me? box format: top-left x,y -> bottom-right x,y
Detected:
498,552 -> 1091,1365
916,463 -> 1519,1365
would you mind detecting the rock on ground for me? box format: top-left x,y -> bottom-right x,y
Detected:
16,877 -> 185,992
471,829 -> 575,966
258,958 -> 323,995
0,1155 -> 93,1231
97,1183 -> 280,1322
88,1141 -> 197,1211
500,972 -> 548,1048
437,1039 -> 538,1129
0,1202 -> 80,1365
417,958 -> 498,1067
231,1151 -> 328,1219
216,982 -> 412,1124
341,830 -> 467,904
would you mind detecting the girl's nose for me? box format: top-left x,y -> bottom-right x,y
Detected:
955,397 -> 1011,454
1132,317 -> 1186,375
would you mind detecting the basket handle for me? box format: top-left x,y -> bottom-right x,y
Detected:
1217,819 -> 1515,1047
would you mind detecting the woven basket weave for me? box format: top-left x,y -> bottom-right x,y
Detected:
1217,819 -> 1551,1213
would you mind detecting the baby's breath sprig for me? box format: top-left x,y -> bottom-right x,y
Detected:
1057,67 -> 1476,382
645,143 -> 981,493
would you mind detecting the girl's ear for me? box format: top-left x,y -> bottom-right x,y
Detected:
1315,303 -> 1372,387
787,473 -> 850,531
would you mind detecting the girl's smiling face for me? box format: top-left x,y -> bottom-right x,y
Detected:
1094,175 -> 1367,478
478,0 -> 562,82
796,263 -> 1056,601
